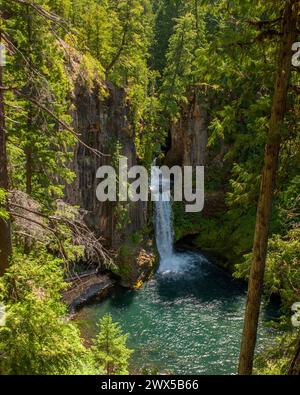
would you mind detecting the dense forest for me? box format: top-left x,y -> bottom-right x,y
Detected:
0,0 -> 299,375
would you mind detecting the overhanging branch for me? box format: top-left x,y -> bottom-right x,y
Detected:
13,89 -> 109,158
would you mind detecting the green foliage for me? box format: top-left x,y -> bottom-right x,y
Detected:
234,229 -> 300,313
3,0 -> 76,206
111,140 -> 131,232
168,0 -> 299,277
133,72 -> 166,165
151,0 -> 181,72
160,13 -> 197,119
0,250 -> 90,375
0,189 -> 9,221
63,0 -> 161,164
91,314 -> 133,375
255,331 -> 300,375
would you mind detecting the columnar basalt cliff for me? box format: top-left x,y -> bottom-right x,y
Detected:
165,89 -> 208,168
65,57 -> 147,249
165,89 -> 226,221
64,57 -> 227,282
62,52 -> 153,287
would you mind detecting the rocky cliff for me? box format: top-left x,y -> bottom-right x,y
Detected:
165,89 -> 208,168
64,55 -> 147,249
63,58 -> 226,281
62,52 -> 153,287
165,88 -> 226,220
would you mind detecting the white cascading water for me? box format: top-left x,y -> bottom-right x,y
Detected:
151,166 -> 186,273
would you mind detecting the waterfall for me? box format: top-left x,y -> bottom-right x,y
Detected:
151,166 -> 184,273
154,189 -> 174,261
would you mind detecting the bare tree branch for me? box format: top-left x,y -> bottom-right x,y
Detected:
13,89 -> 110,158
11,211 -> 68,261
9,0 -> 76,43
9,200 -> 114,269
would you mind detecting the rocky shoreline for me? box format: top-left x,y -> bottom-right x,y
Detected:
63,272 -> 115,313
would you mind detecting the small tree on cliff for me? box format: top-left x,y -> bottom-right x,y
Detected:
91,314 -> 133,375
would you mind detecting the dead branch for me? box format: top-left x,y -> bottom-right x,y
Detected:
245,18 -> 281,30
256,29 -> 282,41
0,86 -> 19,91
0,29 -> 47,81
14,230 -> 45,244
13,89 -> 109,158
227,28 -> 282,49
9,199 -> 114,269
11,211 -> 68,261
9,0 -> 75,44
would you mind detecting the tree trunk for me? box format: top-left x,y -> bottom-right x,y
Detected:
288,336 -> 300,375
24,135 -> 33,253
25,108 -> 33,196
0,33 -> 12,276
25,145 -> 33,195
194,0 -> 200,47
238,0 -> 299,375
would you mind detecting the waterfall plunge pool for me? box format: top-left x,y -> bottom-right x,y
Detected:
76,167 -> 278,374
76,251 -> 279,375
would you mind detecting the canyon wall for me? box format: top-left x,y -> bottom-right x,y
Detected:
64,56 -> 147,250
165,89 -> 208,168
165,89 -> 226,220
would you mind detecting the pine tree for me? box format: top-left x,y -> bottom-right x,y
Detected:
3,0 -> 76,206
160,13 -> 197,119
0,19 -> 12,275
238,0 -> 299,375
151,0 -> 182,72
91,314 -> 133,375
0,251 -> 90,375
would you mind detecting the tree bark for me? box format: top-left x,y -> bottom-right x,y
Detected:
25,109 -> 33,196
238,0 -> 299,375
25,145 -> 33,195
0,32 -> 12,276
288,336 -> 300,375
25,5 -> 33,197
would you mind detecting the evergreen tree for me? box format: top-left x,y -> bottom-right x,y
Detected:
238,0 -> 299,375
151,0 -> 181,72
160,13 -> 197,119
3,0 -> 76,206
91,314 -> 133,375
0,251 -> 91,375
0,31 -> 12,275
